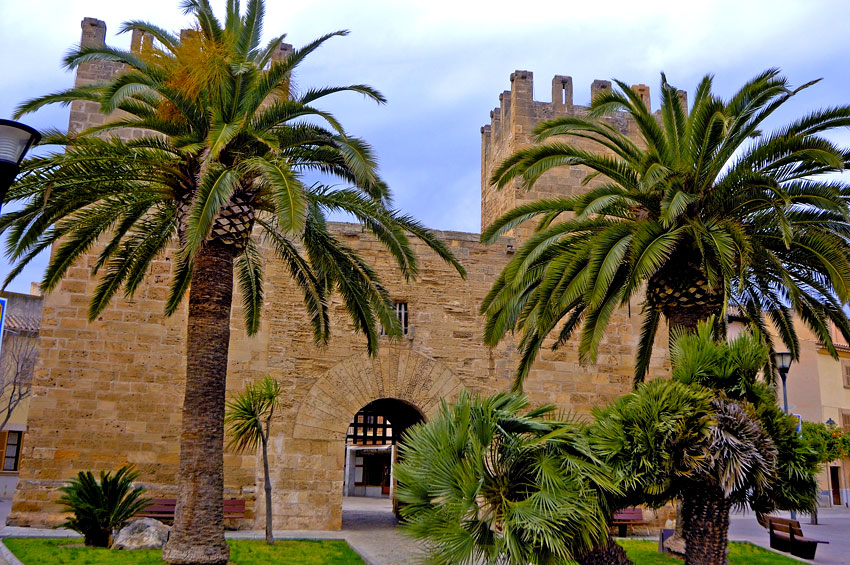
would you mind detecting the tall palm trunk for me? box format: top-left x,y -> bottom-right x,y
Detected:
666,307 -> 713,334
666,298 -> 730,564
576,534 -> 633,565
651,260 -> 726,561
163,240 -> 234,565
648,252 -> 724,335
681,484 -> 731,565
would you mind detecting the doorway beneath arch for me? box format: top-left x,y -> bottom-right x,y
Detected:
343,398 -> 424,500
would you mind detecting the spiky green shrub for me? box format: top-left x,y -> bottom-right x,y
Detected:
57,465 -> 151,547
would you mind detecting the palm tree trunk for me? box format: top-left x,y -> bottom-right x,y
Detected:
262,434 -> 273,545
163,240 -> 234,565
575,534 -> 633,565
666,306 -> 714,335
664,306 -> 716,558
682,483 -> 731,565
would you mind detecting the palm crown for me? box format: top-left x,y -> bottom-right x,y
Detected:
483,69 -> 850,385
5,0 -> 464,349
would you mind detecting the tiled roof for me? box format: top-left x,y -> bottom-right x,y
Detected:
816,341 -> 850,353
4,313 -> 40,334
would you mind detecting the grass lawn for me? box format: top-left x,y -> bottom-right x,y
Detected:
3,538 -> 364,564
3,537 -> 800,564
617,539 -> 801,564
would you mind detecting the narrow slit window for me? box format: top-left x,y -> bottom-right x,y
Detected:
3,431 -> 21,472
396,302 -> 409,336
380,302 -> 409,336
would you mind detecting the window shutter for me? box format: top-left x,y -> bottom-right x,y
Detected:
842,412 -> 850,432
844,363 -> 850,388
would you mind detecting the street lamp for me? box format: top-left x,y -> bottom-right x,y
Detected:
0,119 -> 41,213
775,351 -> 795,519
775,351 -> 792,414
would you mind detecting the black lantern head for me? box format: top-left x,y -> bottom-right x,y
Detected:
0,119 -> 41,211
775,351 -> 792,372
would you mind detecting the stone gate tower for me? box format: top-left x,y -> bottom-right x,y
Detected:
8,17 -> 667,530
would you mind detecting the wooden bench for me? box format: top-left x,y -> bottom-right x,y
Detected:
766,516 -> 828,560
136,498 -> 246,523
612,507 -> 649,537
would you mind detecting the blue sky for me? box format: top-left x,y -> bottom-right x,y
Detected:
1,0 -> 849,293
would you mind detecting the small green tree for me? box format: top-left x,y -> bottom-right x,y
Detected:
225,375 -> 282,545
57,465 -> 151,547
589,379 -> 715,510
802,421 -> 846,464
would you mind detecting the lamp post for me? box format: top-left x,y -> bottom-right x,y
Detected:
775,351 -> 794,519
775,351 -> 792,414
0,119 -> 41,214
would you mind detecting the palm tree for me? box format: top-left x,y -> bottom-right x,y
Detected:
482,70 -> 850,387
225,375 -> 282,545
394,391 -> 629,565
591,326 -> 818,564
3,1 -> 464,563
667,323 -> 816,564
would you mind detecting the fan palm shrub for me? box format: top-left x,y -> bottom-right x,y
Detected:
4,2 -> 464,562
482,70 -> 850,387
225,374 -> 282,545
57,465 -> 151,548
395,391 -> 629,565
589,379 -> 715,510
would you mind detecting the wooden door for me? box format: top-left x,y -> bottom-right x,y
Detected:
830,466 -> 841,505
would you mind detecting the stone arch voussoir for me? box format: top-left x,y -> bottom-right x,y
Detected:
292,347 -> 463,441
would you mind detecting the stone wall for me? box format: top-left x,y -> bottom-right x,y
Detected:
9,16 -> 669,530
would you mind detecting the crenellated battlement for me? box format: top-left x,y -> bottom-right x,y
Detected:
67,17 -> 294,136
480,70 -> 663,239
480,71 -> 654,170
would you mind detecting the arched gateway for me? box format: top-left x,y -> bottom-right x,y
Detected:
277,347 -> 463,529
293,347 -> 463,441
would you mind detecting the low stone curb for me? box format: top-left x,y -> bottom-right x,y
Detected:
0,539 -> 23,565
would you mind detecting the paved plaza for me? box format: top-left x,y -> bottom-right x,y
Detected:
729,507 -> 850,564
